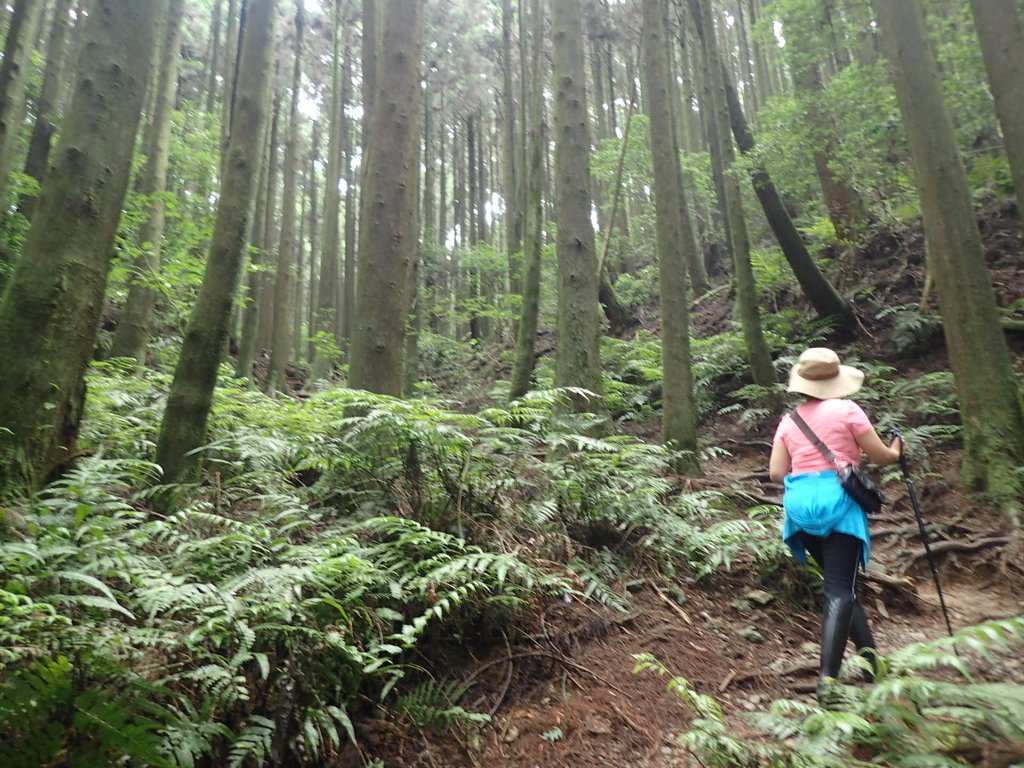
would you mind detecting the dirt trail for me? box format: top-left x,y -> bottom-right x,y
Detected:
390,448 -> 1023,768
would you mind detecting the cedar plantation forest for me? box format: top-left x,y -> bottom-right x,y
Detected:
0,0 -> 1023,766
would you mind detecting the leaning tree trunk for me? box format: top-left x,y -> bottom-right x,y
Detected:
348,0 -> 424,396
968,0 -> 1024,214
722,62 -> 856,338
0,0 -> 160,491
642,0 -> 700,473
874,0 -> 1024,515
155,0 -> 277,484
550,0 -> 603,404
110,0 -> 187,364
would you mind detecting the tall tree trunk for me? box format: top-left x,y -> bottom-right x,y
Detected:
348,0 -> 424,396
305,123 -> 320,364
0,0 -> 44,212
510,0 -> 545,399
341,42 -> 356,347
722,61 -> 855,337
969,0 -> 1024,213
782,2 -> 866,242
156,0 -> 276,484
267,1 -> 305,393
874,0 -> 1024,514
466,113 -> 483,341
642,0 -> 700,472
256,90 -> 281,354
205,0 -> 224,114
235,115 -> 273,382
501,0 -> 522,296
550,0 -> 603,404
0,0 -> 160,490
18,0 -> 73,220
220,0 -> 240,158
110,0 -> 187,363
691,0 -> 773,386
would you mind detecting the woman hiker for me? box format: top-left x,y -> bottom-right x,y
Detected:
769,347 -> 904,702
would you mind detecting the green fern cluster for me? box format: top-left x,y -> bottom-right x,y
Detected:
636,616 -> 1024,767
0,365 -> 800,765
0,453 -> 553,765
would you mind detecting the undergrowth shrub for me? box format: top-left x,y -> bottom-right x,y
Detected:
3,366 -> 791,766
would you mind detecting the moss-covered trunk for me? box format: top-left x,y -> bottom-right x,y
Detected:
0,0 -> 160,491
874,0 -> 1024,515
550,0 -> 603,404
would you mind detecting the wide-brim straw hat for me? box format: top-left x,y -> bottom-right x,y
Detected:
787,347 -> 864,399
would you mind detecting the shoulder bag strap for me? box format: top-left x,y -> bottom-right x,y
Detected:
789,409 -> 841,469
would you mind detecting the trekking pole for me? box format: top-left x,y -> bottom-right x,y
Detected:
892,431 -> 956,639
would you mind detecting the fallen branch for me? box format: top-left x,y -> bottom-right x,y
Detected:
652,582 -> 693,626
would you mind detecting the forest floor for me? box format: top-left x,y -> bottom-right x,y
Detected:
367,203 -> 1024,768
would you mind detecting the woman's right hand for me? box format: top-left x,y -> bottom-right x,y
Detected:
889,434 -> 904,459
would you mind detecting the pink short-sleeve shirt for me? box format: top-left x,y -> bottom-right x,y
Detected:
773,398 -> 873,473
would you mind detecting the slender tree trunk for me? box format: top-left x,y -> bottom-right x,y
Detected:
782,2 -> 866,242
312,4 -> 342,381
256,91 -> 281,354
551,0 -> 603,404
341,44 -> 356,347
642,0 -> 700,471
0,0 -> 160,490
156,0 -> 276,484
306,124 -> 320,364
18,0 -> 73,220
0,0 -> 44,211
510,0 -> 545,399
692,0 -> 773,386
874,0 -> 1024,513
110,0 -> 187,364
502,0 -> 522,296
348,0 -> 424,395
969,0 -> 1024,213
220,0 -> 240,158
205,0 -> 224,114
267,2 -> 305,393
235,115 -> 272,382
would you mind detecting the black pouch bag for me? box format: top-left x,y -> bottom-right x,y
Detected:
837,464 -> 885,515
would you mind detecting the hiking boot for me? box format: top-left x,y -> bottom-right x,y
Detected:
849,601 -> 880,683
819,595 -> 855,680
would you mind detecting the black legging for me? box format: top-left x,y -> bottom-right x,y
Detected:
798,531 -> 862,600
